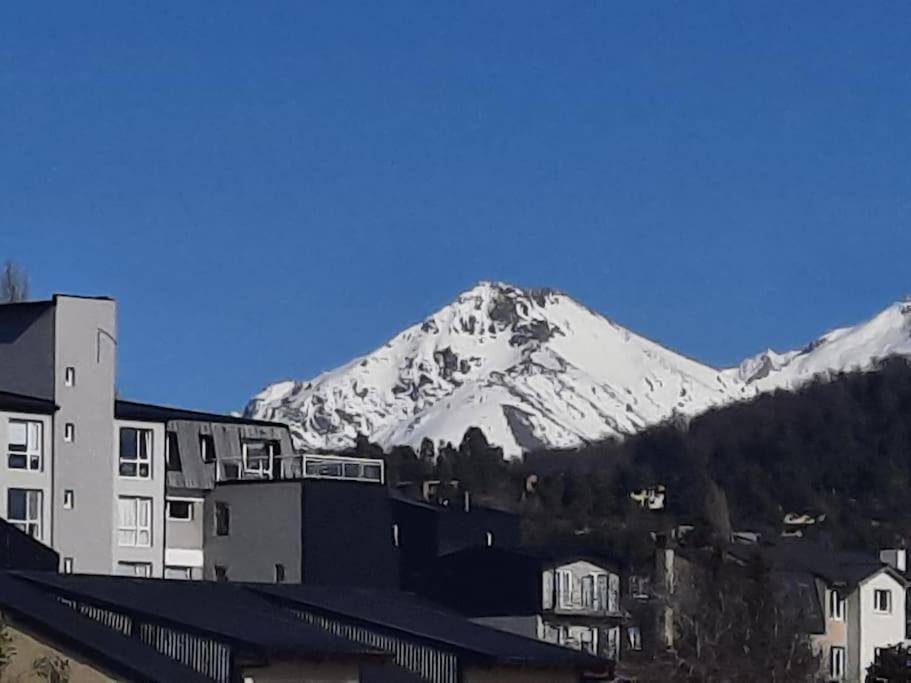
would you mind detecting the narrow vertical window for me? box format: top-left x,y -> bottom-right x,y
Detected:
62,557 -> 73,574
274,563 -> 285,583
200,434 -> 216,463
64,366 -> 76,387
215,502 -> 230,536
64,423 -> 75,443
63,490 -> 74,509
165,431 -> 181,472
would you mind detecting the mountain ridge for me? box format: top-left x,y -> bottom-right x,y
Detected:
245,282 -> 911,457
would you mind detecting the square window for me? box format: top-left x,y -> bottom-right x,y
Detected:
64,423 -> 75,443
119,428 -> 152,479
64,366 -> 76,387
63,490 -> 74,509
167,500 -> 193,521
215,502 -> 230,536
874,589 -> 892,614
117,497 -> 152,547
8,419 -> 42,471
7,489 -> 42,539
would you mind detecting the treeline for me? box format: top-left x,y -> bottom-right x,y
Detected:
360,356 -> 911,562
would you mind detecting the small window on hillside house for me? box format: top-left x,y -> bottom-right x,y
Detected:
166,432 -> 181,472
64,366 -> 76,387
828,590 -> 845,621
200,434 -> 216,463
215,502 -> 230,536
874,589 -> 892,614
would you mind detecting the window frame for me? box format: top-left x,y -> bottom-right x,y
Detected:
117,496 -> 152,547
118,561 -> 152,578
64,366 -> 76,387
215,501 -> 230,536
830,645 -> 845,678
63,422 -> 75,443
164,566 -> 193,580
829,589 -> 845,621
166,499 -> 193,522
556,569 -> 574,608
874,588 -> 892,614
7,419 -> 43,471
200,434 -> 216,464
119,427 -> 153,479
63,489 -> 74,509
165,431 -> 181,472
7,488 -> 42,539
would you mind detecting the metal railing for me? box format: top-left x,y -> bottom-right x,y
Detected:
215,453 -> 384,485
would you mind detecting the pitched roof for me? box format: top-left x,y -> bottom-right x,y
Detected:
0,573 -> 211,683
16,573 -> 382,660
0,389 -> 56,415
251,584 -> 609,672
115,399 -> 288,428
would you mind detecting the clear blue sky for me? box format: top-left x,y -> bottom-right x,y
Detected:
2,2 -> 910,412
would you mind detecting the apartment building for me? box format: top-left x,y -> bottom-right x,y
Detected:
0,295 -> 294,579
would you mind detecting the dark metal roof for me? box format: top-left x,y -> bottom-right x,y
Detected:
0,573 -> 211,683
0,389 -> 56,415
16,573 -> 383,660
251,584 -> 609,671
115,399 -> 288,428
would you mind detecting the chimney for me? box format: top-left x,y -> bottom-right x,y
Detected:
880,549 -> 907,573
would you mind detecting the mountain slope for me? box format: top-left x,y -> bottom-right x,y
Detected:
245,282 -> 747,457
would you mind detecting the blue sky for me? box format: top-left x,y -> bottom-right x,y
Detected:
2,2 -> 911,412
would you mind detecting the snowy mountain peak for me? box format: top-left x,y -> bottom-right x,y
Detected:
246,288 -> 911,458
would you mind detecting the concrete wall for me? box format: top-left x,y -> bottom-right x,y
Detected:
0,410 -> 53,546
237,659 -> 359,683
4,620 -> 115,682
857,571 -> 906,682
203,481 -> 302,582
0,301 -> 55,399
52,296 -> 117,575
112,418 -> 165,577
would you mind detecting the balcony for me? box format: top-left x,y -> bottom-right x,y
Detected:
215,452 -> 384,485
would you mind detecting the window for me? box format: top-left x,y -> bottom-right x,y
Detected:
117,497 -> 152,547
274,563 -> 285,583
8,420 -> 42,470
119,428 -> 152,478
556,569 -> 573,607
828,589 -> 845,621
200,434 -> 216,463
830,646 -> 845,679
165,432 -> 181,472
64,423 -> 75,443
215,502 -> 230,536
485,531 -> 494,547
241,439 -> 279,478
392,523 -> 400,547
874,589 -> 892,614
63,490 -> 74,509
582,575 -> 594,608
627,626 -> 642,651
62,557 -> 73,574
64,366 -> 76,387
165,566 -> 193,580
214,565 -> 228,582
117,562 -> 152,578
8,489 -> 42,538
166,499 -> 193,521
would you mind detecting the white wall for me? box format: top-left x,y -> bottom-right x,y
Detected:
857,571 -> 906,682
112,419 -> 165,577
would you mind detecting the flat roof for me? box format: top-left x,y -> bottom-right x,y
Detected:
115,399 -> 288,428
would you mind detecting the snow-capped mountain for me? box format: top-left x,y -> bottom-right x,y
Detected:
245,282 -> 749,457
245,285 -> 911,458
727,299 -> 911,392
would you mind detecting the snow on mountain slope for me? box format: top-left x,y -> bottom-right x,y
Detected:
246,285 -> 911,458
245,282 -> 747,457
728,300 -> 911,392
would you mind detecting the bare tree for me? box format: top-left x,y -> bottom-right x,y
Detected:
0,261 -> 29,302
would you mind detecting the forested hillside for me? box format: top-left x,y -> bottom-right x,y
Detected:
371,357 -> 911,560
